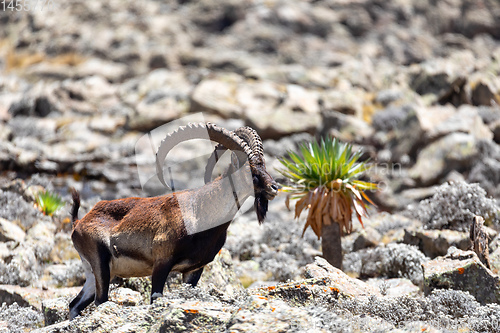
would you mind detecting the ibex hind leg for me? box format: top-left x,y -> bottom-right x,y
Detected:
93,243 -> 113,306
69,260 -> 95,320
182,267 -> 204,287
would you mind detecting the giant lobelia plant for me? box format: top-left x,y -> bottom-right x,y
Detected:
277,136 -> 378,269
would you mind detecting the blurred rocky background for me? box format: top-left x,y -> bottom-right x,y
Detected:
1,0 -> 500,331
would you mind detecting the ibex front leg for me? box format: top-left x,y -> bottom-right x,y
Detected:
150,259 -> 176,303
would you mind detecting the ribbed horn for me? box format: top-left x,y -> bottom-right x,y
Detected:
204,126 -> 265,184
233,126 -> 264,165
156,123 -> 252,189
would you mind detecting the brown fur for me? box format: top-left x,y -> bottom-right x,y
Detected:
72,193 -> 186,278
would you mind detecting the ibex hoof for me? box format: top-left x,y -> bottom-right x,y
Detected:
151,292 -> 163,302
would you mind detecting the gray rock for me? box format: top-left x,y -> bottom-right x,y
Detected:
74,58 -> 130,83
0,285 -> 80,310
42,261 -> 85,288
245,102 -> 321,140
477,106 -> 500,125
0,190 -> 48,230
0,302 -> 44,333
227,297 -> 320,333
25,222 -> 56,263
0,218 -> 25,243
263,132 -> 314,157
415,105 -> 493,141
303,256 -> 381,299
190,74 -> 244,119
320,88 -> 365,116
128,99 -> 186,132
409,133 -> 479,186
42,297 -> 70,326
409,52 -> 476,100
88,115 -> 126,134
352,226 -> 382,251
8,96 -> 55,118
423,248 -> 500,305
49,76 -> 124,116
386,107 -> 426,163
374,89 -> 404,107
371,105 -> 412,132
108,288 -> 143,307
490,118 -> 500,144
467,140 -> 500,197
460,2 -> 500,39
403,228 -> 472,258
365,278 -> 420,297
197,248 -> 245,301
399,186 -> 438,202
490,246 -> 500,276
320,110 -> 373,143
471,80 -> 500,106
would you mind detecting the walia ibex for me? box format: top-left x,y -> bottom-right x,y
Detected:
69,123 -> 279,319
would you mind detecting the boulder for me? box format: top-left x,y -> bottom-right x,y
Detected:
302,256 -> 381,299
365,278 -> 420,297
0,285 -> 80,310
320,110 -> 373,143
386,107 -> 426,163
0,217 -> 26,243
404,228 -> 472,258
490,118 -> 500,144
460,2 -> 500,39
197,248 -> 245,301
226,297 -> 316,333
74,58 -> 130,83
423,248 -> 500,305
243,83 -> 322,139
409,51 -> 476,99
409,133 -> 479,186
245,106 -> 321,140
42,297 -> 70,326
129,98 -> 186,132
262,132 -> 314,157
109,288 -> 143,306
471,80 -> 500,106
320,88 -> 366,116
88,115 -> 126,134
36,295 -> 237,333
190,75 -> 244,119
371,105 -> 412,132
490,246 -> 500,275
352,226 -> 382,251
42,261 -> 85,288
415,105 -> 493,141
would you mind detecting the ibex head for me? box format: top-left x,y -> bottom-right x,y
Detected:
226,126 -> 279,223
156,123 -> 279,224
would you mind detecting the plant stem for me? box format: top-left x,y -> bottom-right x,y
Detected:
321,222 -> 342,269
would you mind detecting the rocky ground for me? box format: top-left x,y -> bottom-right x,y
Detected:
1,0 -> 500,332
